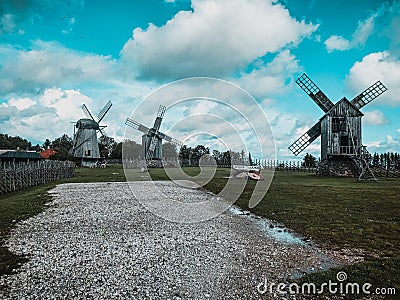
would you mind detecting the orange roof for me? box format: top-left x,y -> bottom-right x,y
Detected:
40,149 -> 57,159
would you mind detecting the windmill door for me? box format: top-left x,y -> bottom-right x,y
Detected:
340,135 -> 349,154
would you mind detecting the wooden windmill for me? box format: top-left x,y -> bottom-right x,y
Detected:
289,73 -> 387,179
125,105 -> 183,162
71,101 -> 112,167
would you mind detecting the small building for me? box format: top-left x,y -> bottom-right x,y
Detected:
0,150 -> 43,163
320,98 -> 363,160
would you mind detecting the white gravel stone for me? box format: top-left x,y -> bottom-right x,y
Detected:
0,181 -> 337,299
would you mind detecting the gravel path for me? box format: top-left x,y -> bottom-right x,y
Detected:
0,181 -> 337,299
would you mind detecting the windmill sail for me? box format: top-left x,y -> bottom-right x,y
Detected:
351,81 -> 387,109
288,121 -> 321,156
82,104 -> 95,121
97,100 -> 113,122
157,132 -> 183,147
152,105 -> 166,131
296,73 -> 334,113
125,118 -> 150,134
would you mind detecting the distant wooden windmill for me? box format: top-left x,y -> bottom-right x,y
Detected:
71,101 -> 112,167
125,105 -> 183,162
289,73 -> 387,179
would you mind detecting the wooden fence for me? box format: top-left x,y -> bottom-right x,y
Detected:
123,158 -> 318,172
0,160 -> 75,194
123,157 -> 399,178
370,166 -> 400,178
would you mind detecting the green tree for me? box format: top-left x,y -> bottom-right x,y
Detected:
212,150 -> 221,164
0,134 -> 31,150
123,140 -> 142,160
248,152 -> 253,166
191,145 -> 209,160
222,151 -> 231,166
162,142 -> 178,158
179,145 -> 192,160
51,134 -> 73,160
110,142 -> 122,159
240,149 -> 245,163
98,135 -> 115,158
372,153 -> 380,167
30,144 -> 41,151
43,139 -> 51,150
303,153 -> 317,168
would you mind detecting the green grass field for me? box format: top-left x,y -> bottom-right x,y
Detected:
1,164 -> 399,296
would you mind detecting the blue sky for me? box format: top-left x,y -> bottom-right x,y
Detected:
0,0 -> 399,160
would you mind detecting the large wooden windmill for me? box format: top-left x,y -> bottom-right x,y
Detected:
71,101 -> 112,167
289,73 -> 387,178
125,105 -> 183,162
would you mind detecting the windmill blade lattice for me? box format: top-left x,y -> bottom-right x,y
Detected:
351,81 -> 387,109
152,105 -> 166,131
157,132 -> 183,147
288,121 -> 321,156
125,118 -> 151,134
97,100 -> 113,123
296,73 -> 335,113
82,104 -> 96,121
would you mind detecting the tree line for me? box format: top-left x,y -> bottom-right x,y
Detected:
371,152 -> 400,170
2,133 -> 399,169
0,133 -> 126,161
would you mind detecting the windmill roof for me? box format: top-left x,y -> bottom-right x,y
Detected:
76,118 -> 99,130
321,97 -> 363,118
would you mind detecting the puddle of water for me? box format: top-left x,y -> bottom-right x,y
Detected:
226,205 -> 338,277
227,205 -> 306,245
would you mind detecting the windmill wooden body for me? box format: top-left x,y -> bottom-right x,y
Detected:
289,73 -> 387,179
71,101 -> 112,167
126,105 -> 183,164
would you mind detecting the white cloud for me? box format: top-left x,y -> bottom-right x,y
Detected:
40,88 -> 94,120
324,35 -> 351,52
367,134 -> 400,154
363,110 -> 388,126
8,97 -> 35,110
1,81 -> 161,145
346,51 -> 400,106
236,50 -> 302,99
1,88 -> 93,142
352,15 -> 375,46
121,0 -> 317,79
0,40 -> 117,94
325,14 -> 375,52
